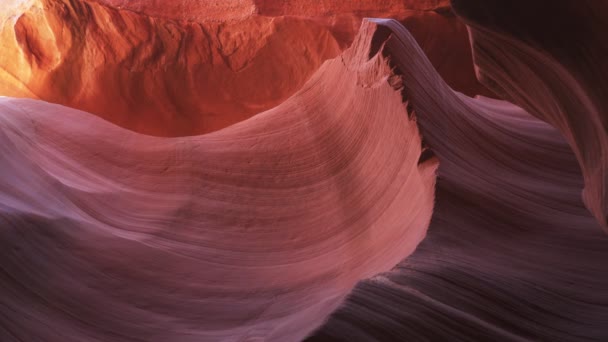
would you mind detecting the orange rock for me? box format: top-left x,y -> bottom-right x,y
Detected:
0,0 -> 341,136
0,20 -> 437,340
0,0 -> 487,137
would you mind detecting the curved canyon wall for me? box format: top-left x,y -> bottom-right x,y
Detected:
451,0 -> 608,231
1,0 -> 608,341
0,23 -> 438,341
310,19 -> 608,341
0,0 -> 488,136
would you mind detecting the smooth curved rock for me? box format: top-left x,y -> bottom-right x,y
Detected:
0,22 -> 437,341
2,3 -> 608,342
309,18 -> 608,342
451,0 -> 608,231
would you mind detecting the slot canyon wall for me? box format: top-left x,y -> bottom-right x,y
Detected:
0,0 -> 489,136
0,0 -> 607,341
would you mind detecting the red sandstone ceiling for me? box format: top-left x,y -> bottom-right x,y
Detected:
0,1 -> 607,341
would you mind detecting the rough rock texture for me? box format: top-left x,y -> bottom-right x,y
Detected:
451,0 -> 608,231
0,24 -> 437,341
0,0 -> 488,136
95,0 -> 450,21
0,0 -> 340,136
96,0 -> 258,21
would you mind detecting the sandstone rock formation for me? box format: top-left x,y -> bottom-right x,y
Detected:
0,0 -> 340,136
0,0 -> 487,136
96,0 -> 451,21
311,19 -> 608,341
451,0 -> 608,231
1,1 -> 608,341
0,23 -> 438,341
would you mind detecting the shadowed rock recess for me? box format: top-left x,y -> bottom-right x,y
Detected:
1,1 -> 607,341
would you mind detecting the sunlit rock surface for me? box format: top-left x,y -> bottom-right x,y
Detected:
0,22 -> 438,341
1,1 -> 608,341
0,0 -> 486,136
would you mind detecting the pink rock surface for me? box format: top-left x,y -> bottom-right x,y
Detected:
452,0 -> 608,230
1,1 -> 608,341
0,23 -> 437,341
312,18 -> 608,341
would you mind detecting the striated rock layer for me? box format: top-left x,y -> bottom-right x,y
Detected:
451,0 -> 608,231
309,19 -> 608,341
0,0 -> 488,136
0,24 -> 438,341
1,3 -> 608,342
